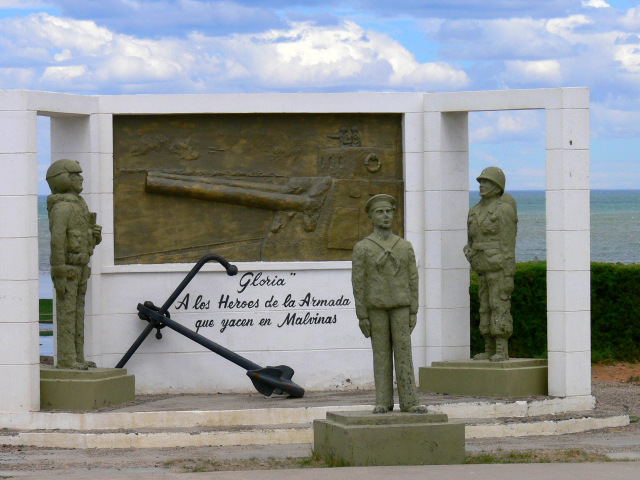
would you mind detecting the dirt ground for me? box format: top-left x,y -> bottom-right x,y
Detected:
591,361 -> 640,383
1,363 -> 640,476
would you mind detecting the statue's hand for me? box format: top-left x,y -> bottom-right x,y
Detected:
410,313 -> 417,333
92,224 -> 102,245
51,266 -> 69,295
463,245 -> 473,262
359,318 -> 371,338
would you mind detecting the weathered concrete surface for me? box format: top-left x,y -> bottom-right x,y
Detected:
420,359 -> 548,397
314,411 -> 464,465
40,367 -> 135,410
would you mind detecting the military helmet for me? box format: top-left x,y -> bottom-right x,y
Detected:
46,159 -> 82,180
476,166 -> 505,192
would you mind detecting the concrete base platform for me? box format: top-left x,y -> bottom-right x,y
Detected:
314,411 -> 465,466
0,390 -> 627,449
40,367 -> 135,410
419,359 -> 548,397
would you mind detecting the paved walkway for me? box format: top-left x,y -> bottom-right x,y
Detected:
4,462 -> 640,480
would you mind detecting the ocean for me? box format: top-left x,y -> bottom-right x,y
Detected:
37,191 -> 640,299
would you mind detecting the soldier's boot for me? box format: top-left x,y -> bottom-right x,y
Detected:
373,405 -> 389,414
57,361 -> 88,370
473,337 -> 496,360
405,404 -> 428,413
77,354 -> 97,369
490,338 -> 509,362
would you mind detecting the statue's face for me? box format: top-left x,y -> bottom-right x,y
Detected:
479,178 -> 500,198
69,171 -> 84,194
369,203 -> 394,229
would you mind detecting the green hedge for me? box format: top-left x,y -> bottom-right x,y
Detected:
590,263 -> 640,362
39,298 -> 53,323
469,262 -> 640,362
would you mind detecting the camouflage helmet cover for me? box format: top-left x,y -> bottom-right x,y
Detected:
476,166 -> 506,192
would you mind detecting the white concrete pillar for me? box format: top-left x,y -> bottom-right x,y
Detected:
545,88 -> 591,397
423,108 -> 470,364
0,92 -> 40,412
403,112 -> 427,363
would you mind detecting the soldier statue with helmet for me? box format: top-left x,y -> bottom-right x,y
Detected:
352,194 -> 427,413
463,167 -> 518,362
46,159 -> 102,370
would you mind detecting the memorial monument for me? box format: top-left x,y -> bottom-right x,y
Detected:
314,194 -> 464,466
46,159 -> 102,370
42,158 -> 134,409
113,114 -> 404,264
351,194 -> 426,413
419,166 -> 547,397
463,166 -> 517,362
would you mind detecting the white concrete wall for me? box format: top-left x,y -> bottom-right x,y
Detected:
92,92 -> 427,393
0,88 -> 590,411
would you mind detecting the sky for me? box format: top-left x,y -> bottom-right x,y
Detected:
1,1 -> 640,191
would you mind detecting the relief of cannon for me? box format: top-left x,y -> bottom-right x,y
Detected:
113,114 -> 404,264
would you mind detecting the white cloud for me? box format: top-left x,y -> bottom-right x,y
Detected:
621,6 -> 640,29
0,14 -> 468,93
0,67 -> 35,87
0,0 -> 50,7
215,21 -> 469,90
591,103 -> 640,138
581,0 -> 610,8
546,14 -> 592,37
470,111 -> 545,144
30,13 -> 113,55
614,38 -> 640,72
505,60 -> 562,83
437,17 -> 568,60
42,65 -> 87,82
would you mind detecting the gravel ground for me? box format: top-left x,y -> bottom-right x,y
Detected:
465,381 -> 640,458
1,377 -> 639,476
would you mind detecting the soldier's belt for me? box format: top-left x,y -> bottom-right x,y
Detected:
472,241 -> 500,251
66,253 -> 89,265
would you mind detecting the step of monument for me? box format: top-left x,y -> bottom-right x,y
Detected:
459,412 -> 630,438
0,395 -> 598,431
0,423 -> 312,449
0,414 -> 629,449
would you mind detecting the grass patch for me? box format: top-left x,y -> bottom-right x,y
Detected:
39,298 -> 53,323
626,375 -> 640,384
466,449 -> 614,464
39,330 -> 53,337
163,454 -> 328,473
306,450 -> 350,468
163,448 -> 619,472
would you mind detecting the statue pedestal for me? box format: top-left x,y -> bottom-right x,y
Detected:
40,367 -> 135,410
313,411 -> 465,466
419,358 -> 548,397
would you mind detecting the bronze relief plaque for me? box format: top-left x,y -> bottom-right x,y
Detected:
113,113 -> 404,264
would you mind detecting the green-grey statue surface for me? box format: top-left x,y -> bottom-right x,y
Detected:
463,167 -> 518,362
352,194 -> 426,413
46,159 -> 102,370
